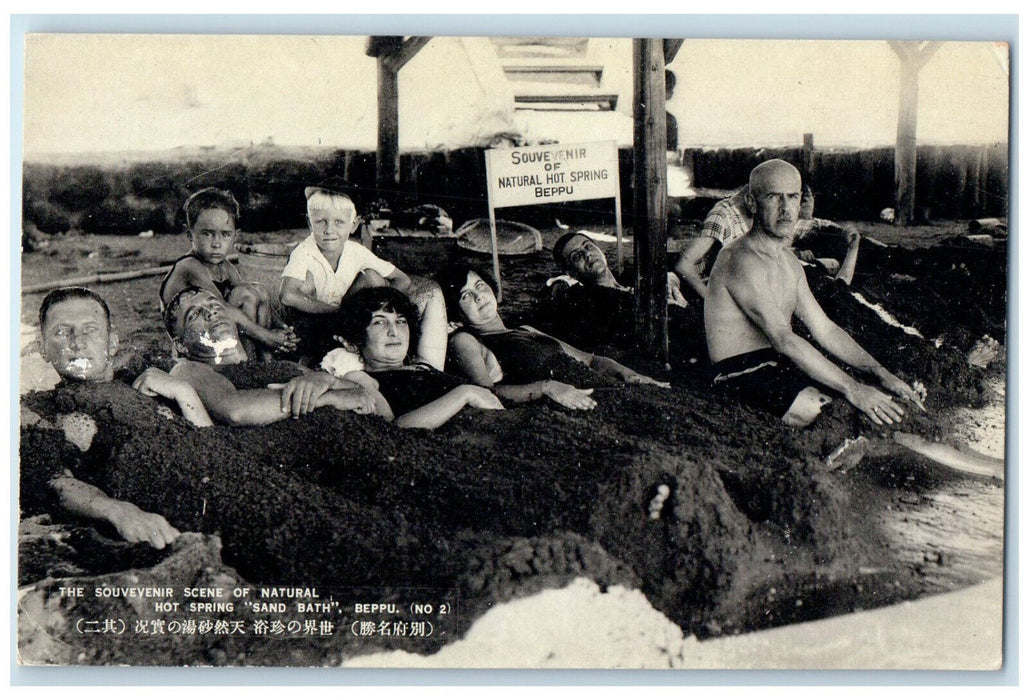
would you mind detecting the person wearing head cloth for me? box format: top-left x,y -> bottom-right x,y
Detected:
278,177 -> 448,370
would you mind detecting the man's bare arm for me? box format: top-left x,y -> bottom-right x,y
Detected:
794,274 -> 921,405
725,252 -> 866,399
674,237 -> 716,299
51,474 -> 180,549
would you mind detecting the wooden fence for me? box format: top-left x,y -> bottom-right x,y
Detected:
22,143 -> 1008,235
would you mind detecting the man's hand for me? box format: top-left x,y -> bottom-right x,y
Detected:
276,372 -> 340,417
880,372 -> 927,411
796,249 -> 817,262
106,501 -> 180,549
132,367 -> 183,400
843,224 -> 861,247
461,385 -> 506,411
666,272 -> 689,307
845,382 -> 906,426
542,381 -> 597,410
331,387 -> 377,415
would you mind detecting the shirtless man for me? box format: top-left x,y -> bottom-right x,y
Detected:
705,159 -> 922,427
158,286 -> 381,424
705,160 -> 1002,478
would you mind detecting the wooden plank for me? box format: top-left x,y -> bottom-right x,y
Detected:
631,38 -> 669,364
663,38 -> 684,64
384,36 -> 431,72
513,93 -> 618,109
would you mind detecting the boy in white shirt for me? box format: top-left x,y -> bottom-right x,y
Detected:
279,181 -> 447,369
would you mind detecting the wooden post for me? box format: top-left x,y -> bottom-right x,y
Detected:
631,38 -> 669,364
376,58 -> 400,195
889,41 -> 942,226
802,133 -> 815,183
367,36 -> 431,198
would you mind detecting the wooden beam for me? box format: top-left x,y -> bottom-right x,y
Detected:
366,36 -> 403,58
384,36 -> 431,72
632,38 -> 669,364
663,39 -> 685,64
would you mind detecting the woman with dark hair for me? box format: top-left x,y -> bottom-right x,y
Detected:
435,265 -> 667,409
330,286 -> 504,429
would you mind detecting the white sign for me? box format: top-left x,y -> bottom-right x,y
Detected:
485,140 -> 620,208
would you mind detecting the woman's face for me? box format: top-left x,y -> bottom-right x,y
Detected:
458,271 -> 498,327
361,307 -> 410,368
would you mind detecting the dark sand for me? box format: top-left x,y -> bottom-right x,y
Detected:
18,224 -> 1006,666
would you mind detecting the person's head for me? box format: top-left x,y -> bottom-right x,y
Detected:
38,287 -> 118,382
163,286 -> 244,363
334,287 -> 420,369
184,188 -> 241,264
553,232 -> 609,283
304,186 -> 360,259
665,69 -> 676,100
746,159 -> 802,240
437,264 -> 501,329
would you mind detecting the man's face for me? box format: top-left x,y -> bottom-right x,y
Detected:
172,290 -> 241,362
307,198 -> 358,258
41,298 -> 117,382
361,308 -> 410,369
561,235 -> 609,282
457,271 -> 498,327
748,166 -> 802,240
188,208 -> 237,264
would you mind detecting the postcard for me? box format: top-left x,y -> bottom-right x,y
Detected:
16,28 -> 1009,670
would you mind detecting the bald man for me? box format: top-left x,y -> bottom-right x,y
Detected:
705,159 -> 924,428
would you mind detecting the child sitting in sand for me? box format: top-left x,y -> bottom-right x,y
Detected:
160,188 -> 297,361
279,178 -> 447,369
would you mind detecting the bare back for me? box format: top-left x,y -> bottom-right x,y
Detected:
705,237 -> 804,363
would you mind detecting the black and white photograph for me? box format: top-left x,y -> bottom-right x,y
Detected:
14,25 -> 1011,670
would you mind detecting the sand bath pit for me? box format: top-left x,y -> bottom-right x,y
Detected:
17,228 -> 1007,667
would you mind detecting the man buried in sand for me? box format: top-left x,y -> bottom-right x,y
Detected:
25,287 -> 379,535
278,179 -> 447,368
22,287 -> 191,548
159,187 -> 297,361
158,286 -> 381,425
705,159 -> 1003,478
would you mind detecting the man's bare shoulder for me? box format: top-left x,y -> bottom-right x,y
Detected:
169,359 -> 218,382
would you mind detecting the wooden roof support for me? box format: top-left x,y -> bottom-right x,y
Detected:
632,38 -> 670,364
663,39 -> 684,65
889,41 -> 942,226
368,36 -> 432,193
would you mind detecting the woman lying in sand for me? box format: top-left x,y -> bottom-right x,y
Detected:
436,264 -> 667,410
324,287 -> 504,429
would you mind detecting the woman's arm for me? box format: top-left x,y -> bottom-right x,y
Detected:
394,384 -> 504,430
449,332 -> 596,409
521,326 -> 670,387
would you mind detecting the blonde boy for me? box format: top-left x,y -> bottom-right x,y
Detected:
279,181 -> 447,368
